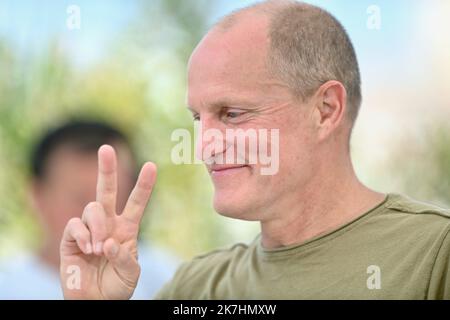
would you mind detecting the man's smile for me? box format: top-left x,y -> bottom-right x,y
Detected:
208,164 -> 250,178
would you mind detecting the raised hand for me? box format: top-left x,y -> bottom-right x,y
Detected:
59,145 -> 157,299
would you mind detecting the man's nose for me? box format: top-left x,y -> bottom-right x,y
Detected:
195,118 -> 227,162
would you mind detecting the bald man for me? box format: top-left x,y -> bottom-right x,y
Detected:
60,1 -> 450,299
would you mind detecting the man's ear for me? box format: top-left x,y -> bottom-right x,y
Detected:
313,80 -> 347,140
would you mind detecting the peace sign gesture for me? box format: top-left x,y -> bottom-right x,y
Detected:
60,145 -> 157,299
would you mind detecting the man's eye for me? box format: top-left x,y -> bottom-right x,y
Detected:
192,114 -> 200,121
226,111 -> 242,119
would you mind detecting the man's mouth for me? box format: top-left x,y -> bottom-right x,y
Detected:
208,164 -> 249,176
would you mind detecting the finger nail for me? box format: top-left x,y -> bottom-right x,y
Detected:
86,243 -> 93,254
95,242 -> 103,254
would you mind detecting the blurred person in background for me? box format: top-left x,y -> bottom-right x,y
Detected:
0,120 -> 179,299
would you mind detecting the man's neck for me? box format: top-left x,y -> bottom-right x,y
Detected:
260,163 -> 385,249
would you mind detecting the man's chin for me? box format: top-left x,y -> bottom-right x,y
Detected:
213,196 -> 258,221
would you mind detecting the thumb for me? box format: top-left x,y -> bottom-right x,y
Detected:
103,238 -> 140,287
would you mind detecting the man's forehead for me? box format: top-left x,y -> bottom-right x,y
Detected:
186,13 -> 281,111
189,13 -> 270,71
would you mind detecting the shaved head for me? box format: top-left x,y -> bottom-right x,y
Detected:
214,0 -> 362,125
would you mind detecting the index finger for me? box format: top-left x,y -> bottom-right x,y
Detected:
122,162 -> 157,223
96,145 -> 118,216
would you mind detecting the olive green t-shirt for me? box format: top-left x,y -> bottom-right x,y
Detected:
155,194 -> 450,299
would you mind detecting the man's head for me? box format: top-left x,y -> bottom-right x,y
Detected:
187,0 -> 361,220
30,120 -> 137,243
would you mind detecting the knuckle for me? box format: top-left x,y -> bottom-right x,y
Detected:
82,202 -> 105,220
85,201 -> 102,212
90,223 -> 107,236
128,195 -> 141,208
73,230 -> 85,241
72,226 -> 88,241
98,181 -> 115,193
67,217 -> 81,228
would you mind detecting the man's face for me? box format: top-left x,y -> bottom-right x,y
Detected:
187,17 -> 318,221
32,144 -> 135,242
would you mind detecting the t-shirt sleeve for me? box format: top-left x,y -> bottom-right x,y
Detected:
152,261 -> 191,300
152,279 -> 173,300
427,226 -> 450,299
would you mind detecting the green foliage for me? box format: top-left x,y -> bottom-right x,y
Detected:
388,125 -> 450,208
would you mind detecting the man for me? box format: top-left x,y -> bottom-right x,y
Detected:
59,1 -> 450,299
0,120 -> 178,299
